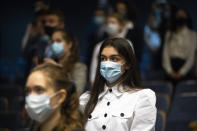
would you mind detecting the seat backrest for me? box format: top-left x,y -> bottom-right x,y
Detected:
156,94 -> 170,113
167,94 -> 197,121
0,97 -> 8,111
176,80 -> 197,95
0,111 -> 21,129
142,81 -> 173,96
156,110 -> 166,131
0,84 -> 23,98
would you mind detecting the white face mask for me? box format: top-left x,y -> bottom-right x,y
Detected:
106,23 -> 119,36
25,92 -> 60,123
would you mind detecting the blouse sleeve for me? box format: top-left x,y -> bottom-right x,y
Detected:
72,62 -> 87,94
179,31 -> 197,75
130,89 -> 157,131
162,31 -> 173,74
79,92 -> 90,112
89,42 -> 102,84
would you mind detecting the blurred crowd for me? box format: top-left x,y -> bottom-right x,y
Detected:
0,0 -> 197,130
20,0 -> 197,91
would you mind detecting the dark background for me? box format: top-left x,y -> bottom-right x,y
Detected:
0,0 -> 197,62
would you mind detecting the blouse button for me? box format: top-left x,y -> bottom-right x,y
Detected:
102,125 -> 106,130
120,113 -> 124,117
88,115 -> 92,119
104,113 -> 107,117
109,89 -> 112,93
107,102 -> 110,106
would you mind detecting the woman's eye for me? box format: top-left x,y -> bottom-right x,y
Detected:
35,87 -> 45,94
101,57 -> 106,61
111,57 -> 119,62
56,40 -> 62,43
25,88 -> 31,95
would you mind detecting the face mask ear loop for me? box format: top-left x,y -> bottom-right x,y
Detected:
121,62 -> 127,73
49,91 -> 61,109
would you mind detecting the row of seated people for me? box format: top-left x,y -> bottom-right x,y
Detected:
1,77 -> 196,131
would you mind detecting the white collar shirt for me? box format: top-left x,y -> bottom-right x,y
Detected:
80,84 -> 157,131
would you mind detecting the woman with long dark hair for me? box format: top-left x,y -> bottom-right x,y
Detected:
80,38 -> 157,131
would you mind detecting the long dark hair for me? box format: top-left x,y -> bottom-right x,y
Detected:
170,8 -> 193,32
167,8 -> 193,43
84,38 -> 141,122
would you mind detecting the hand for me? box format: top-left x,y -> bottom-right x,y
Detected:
33,56 -> 39,66
169,73 -> 182,79
173,73 -> 182,79
44,58 -> 62,67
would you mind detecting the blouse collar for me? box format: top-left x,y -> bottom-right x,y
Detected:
98,84 -> 124,99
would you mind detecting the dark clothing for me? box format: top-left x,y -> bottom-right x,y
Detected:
126,27 -> 144,64
23,35 -> 49,78
171,58 -> 185,72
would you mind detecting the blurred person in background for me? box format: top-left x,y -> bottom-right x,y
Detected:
25,63 -> 84,131
195,43 -> 197,79
113,0 -> 144,77
34,0 -> 49,12
22,0 -> 49,50
85,7 -> 107,68
35,8 -> 66,61
141,0 -> 174,78
114,0 -> 137,27
44,29 -> 87,94
162,8 -> 197,87
114,0 -> 144,65
23,9 -> 47,79
23,8 -> 65,78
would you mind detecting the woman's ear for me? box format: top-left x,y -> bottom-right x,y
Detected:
50,89 -> 67,107
121,63 -> 130,72
57,89 -> 67,105
125,64 -> 130,70
124,63 -> 131,71
68,42 -> 72,50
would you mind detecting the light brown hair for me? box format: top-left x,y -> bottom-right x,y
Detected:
54,29 -> 79,74
31,63 -> 84,131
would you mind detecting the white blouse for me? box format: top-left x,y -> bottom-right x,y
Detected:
162,27 -> 197,75
80,84 -> 157,131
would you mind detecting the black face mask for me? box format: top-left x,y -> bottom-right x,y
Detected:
175,17 -> 188,27
44,26 -> 56,37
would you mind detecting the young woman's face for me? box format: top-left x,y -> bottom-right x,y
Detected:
116,2 -> 127,13
107,17 -> 121,29
52,31 -> 71,52
101,46 -> 125,64
25,71 -> 65,107
176,9 -> 187,19
25,71 -> 55,96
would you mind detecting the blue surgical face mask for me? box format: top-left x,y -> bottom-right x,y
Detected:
100,61 -> 124,83
94,16 -> 105,25
155,8 -> 162,16
51,42 -> 65,58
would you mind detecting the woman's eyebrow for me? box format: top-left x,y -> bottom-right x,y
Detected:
110,55 -> 121,57
101,54 -> 120,57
